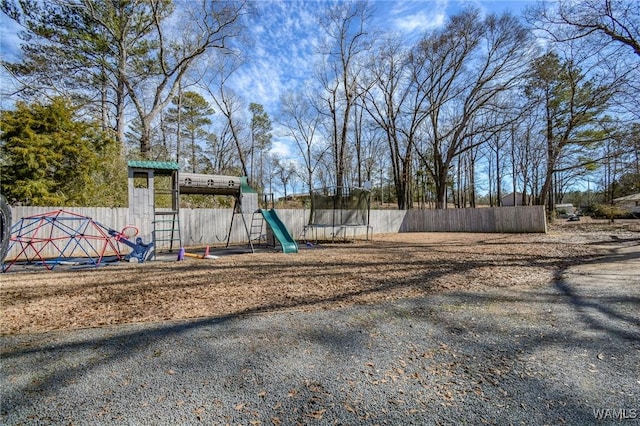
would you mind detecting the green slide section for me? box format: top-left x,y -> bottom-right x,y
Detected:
260,209 -> 298,253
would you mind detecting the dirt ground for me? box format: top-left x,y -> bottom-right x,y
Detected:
1,224 -> 638,335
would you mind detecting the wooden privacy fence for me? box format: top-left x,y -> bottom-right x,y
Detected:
398,206 -> 547,233
5,206 -> 545,259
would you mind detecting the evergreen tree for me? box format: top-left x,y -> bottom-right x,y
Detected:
2,0 -> 245,157
0,98 -> 122,206
525,52 -> 613,210
249,103 -> 272,191
166,91 -> 214,173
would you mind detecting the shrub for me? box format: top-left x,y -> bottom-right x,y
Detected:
590,204 -> 631,220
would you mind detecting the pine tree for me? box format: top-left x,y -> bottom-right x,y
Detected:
249,103 -> 272,191
0,98 -> 122,206
525,52 -> 612,210
166,91 -> 214,173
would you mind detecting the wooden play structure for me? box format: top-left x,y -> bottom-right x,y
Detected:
127,161 -> 297,256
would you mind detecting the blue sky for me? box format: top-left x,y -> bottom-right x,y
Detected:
233,0 -> 537,111
0,0 -> 538,160
226,0 -> 538,158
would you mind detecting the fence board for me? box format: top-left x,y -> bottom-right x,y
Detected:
399,206 -> 545,233
5,205 -> 545,260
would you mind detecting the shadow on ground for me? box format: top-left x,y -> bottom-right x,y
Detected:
1,239 -> 638,424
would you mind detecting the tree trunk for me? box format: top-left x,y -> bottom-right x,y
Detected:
495,148 -> 502,207
435,177 -> 447,209
115,76 -> 126,155
140,115 -> 153,158
469,154 -> 476,208
175,85 -> 182,164
539,158 -> 555,214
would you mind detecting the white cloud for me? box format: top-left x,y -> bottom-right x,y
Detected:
0,14 -> 23,63
224,0 -> 325,123
270,139 -> 291,159
382,0 -> 449,35
393,11 -> 446,32
0,14 -> 24,109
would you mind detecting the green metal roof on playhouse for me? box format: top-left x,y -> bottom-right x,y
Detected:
127,160 -> 180,172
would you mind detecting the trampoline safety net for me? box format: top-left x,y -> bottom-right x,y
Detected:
311,187 -> 370,226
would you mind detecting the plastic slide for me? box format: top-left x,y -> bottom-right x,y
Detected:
260,209 -> 298,253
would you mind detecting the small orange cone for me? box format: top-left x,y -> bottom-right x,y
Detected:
203,245 -> 210,258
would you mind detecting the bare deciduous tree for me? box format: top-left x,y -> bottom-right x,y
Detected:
2,0 -> 247,157
361,35 -> 417,209
528,0 -> 639,56
198,53 -> 250,177
279,92 -> 327,194
125,0 -> 246,156
527,0 -> 640,120
316,1 -> 373,195
411,10 -> 531,208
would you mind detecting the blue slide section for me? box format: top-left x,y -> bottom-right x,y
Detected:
260,209 -> 298,253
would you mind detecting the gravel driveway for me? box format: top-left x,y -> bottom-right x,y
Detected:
1,239 -> 639,425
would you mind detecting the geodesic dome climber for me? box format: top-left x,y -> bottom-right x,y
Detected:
1,209 -> 153,272
0,195 -> 11,264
